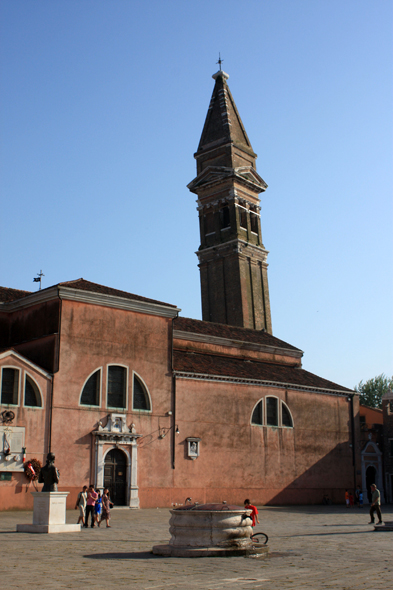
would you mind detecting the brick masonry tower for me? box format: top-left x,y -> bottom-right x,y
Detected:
188,69 -> 272,333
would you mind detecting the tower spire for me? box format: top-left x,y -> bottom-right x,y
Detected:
188,72 -> 272,333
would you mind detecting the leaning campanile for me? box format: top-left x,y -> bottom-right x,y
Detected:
188,68 -> 272,333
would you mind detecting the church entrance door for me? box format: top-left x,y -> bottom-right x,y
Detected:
366,465 -> 376,503
104,448 -> 127,506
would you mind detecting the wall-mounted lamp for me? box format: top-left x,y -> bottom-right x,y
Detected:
159,425 -> 180,439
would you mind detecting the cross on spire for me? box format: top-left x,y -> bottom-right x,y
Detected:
217,53 -> 223,70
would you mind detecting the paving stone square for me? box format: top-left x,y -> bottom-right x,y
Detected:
1,505 -> 392,589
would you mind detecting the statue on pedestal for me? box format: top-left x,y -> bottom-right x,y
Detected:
38,452 -> 60,492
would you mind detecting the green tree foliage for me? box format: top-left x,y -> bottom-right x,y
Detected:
354,374 -> 393,408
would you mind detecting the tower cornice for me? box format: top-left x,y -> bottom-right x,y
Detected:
196,238 -> 269,261
188,165 -> 267,195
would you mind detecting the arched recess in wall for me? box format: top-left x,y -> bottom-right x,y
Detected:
80,369 -> 101,407
24,373 -> 43,407
132,372 -> 151,412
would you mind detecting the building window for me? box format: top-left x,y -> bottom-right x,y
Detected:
133,374 -> 151,411
219,206 -> 230,229
266,397 -> 278,426
204,211 -> 215,235
251,400 -> 263,425
1,368 -> 19,405
239,207 -> 248,229
250,212 -> 259,234
24,375 -> 42,407
107,366 -> 127,409
281,402 -> 293,427
389,439 -> 393,458
251,397 -> 294,428
80,370 -> 100,406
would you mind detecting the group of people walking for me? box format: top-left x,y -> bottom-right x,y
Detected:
344,486 -> 363,508
75,484 -> 112,528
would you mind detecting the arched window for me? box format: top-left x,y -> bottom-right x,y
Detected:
107,366 -> 127,409
80,370 -> 101,406
251,396 -> 294,429
281,402 -> 293,427
1,367 -> 19,405
266,396 -> 279,426
133,374 -> 151,411
251,400 -> 263,425
24,375 -> 42,407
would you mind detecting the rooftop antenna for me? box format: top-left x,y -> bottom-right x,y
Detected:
33,270 -> 45,291
217,53 -> 223,70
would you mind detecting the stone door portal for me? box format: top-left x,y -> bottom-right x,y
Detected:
104,448 -> 127,506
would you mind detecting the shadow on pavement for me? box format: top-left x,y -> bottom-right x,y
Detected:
84,551 -> 161,560
322,523 -> 371,527
280,530 -> 375,538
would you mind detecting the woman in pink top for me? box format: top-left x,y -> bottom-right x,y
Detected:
85,485 -> 98,528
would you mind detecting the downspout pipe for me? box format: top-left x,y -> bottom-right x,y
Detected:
171,312 -> 178,469
349,394 -> 357,491
49,294 -> 62,453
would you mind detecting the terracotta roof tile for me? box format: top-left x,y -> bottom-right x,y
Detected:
0,286 -> 32,303
173,350 -> 352,393
174,316 -> 301,352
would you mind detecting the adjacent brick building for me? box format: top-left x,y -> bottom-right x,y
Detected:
382,389 -> 393,502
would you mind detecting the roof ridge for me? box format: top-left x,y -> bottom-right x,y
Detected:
174,316 -> 301,352
58,278 -> 84,286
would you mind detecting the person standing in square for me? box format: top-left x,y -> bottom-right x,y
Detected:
75,485 -> 88,526
85,484 -> 98,528
368,484 -> 382,525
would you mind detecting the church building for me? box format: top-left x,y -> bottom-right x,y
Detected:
0,69 -> 360,510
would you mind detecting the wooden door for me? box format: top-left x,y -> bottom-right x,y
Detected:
104,448 -> 127,506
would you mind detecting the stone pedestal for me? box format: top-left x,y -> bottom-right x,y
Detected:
374,521 -> 393,532
16,492 -> 80,533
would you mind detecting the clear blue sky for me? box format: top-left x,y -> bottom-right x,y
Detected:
1,0 -> 392,389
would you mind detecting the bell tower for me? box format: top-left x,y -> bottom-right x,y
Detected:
188,68 -> 272,333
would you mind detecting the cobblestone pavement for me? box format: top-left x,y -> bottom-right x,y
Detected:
1,505 -> 392,590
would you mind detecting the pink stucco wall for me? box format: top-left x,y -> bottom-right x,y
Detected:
1,298 -> 360,510
0,353 -> 52,509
